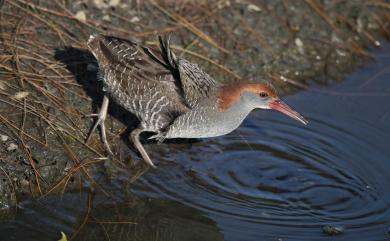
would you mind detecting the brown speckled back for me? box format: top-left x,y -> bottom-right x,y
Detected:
87,34 -> 189,131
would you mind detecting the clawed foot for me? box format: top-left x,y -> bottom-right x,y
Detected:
85,95 -> 113,155
85,96 -> 157,168
131,127 -> 156,168
148,132 -> 166,144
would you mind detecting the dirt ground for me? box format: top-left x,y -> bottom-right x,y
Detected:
0,0 -> 389,219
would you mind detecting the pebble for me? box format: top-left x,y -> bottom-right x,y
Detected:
93,0 -> 108,9
13,91 -> 30,100
247,4 -> 262,12
109,0 -> 120,7
102,14 -> 111,21
130,16 -> 140,23
6,143 -> 18,152
74,11 -> 87,22
294,38 -> 305,55
0,134 -> 8,142
322,225 -> 344,235
119,3 -> 128,9
20,179 -> 29,187
336,49 -> 347,57
217,0 -> 230,9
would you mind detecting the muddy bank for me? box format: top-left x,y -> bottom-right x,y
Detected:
0,0 -> 389,218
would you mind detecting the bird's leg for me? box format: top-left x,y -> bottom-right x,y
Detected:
85,95 -> 113,155
130,127 -> 156,168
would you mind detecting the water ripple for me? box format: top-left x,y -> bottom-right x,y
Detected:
132,109 -> 390,238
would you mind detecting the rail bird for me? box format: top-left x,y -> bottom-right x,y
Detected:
86,34 -> 308,168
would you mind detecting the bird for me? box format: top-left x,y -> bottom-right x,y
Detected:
86,34 -> 308,168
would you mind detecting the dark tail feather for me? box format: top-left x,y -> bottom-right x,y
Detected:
158,35 -> 177,69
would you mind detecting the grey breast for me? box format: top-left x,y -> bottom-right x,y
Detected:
158,56 -> 227,139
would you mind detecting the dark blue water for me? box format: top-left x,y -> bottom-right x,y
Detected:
1,43 -> 390,241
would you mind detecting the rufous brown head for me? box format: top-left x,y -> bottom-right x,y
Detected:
218,82 -> 308,125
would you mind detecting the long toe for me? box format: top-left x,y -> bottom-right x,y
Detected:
85,95 -> 113,155
131,127 -> 156,168
85,116 -> 102,144
100,121 -> 114,155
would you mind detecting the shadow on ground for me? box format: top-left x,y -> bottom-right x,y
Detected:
54,47 -> 200,155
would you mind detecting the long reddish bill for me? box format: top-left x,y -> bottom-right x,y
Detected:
269,99 -> 308,125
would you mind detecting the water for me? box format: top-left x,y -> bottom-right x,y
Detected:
1,44 -> 390,241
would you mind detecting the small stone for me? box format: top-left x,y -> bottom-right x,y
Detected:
336,49 -> 347,57
13,91 -> 29,100
74,11 -> 87,22
93,0 -> 108,9
322,225 -> 344,235
368,22 -> 379,30
64,164 -> 71,172
6,143 -> 18,152
0,134 -> 9,142
130,16 -> 140,23
247,4 -> 262,12
20,179 -> 29,187
102,14 -> 111,21
294,38 -> 304,54
217,0 -> 230,9
109,0 -> 120,7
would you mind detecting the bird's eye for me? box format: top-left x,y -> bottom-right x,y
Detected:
259,92 -> 268,98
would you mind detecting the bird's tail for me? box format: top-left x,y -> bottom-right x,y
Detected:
158,35 -> 177,69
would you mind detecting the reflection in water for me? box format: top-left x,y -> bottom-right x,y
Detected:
77,198 -> 224,241
0,194 -> 224,241
1,44 -> 390,241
